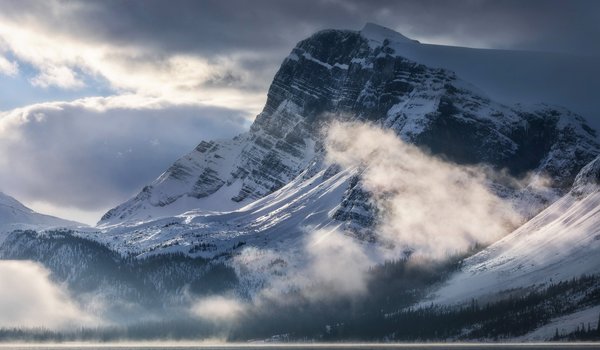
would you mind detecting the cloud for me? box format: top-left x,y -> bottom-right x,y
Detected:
235,121 -> 522,301
29,65 -> 84,89
304,228 -> 373,298
0,54 -> 17,76
190,295 -> 245,322
0,260 -> 98,329
6,0 -> 598,55
0,95 -> 249,224
0,7 -> 270,113
233,228 -> 373,300
0,0 -> 598,115
325,121 -> 522,259
225,121 -> 524,304
2,1 -> 598,61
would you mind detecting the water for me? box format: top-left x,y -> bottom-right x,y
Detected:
1,344 -> 600,350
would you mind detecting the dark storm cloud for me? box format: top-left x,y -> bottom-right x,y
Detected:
3,0 -> 598,56
202,71 -> 244,88
76,0 -> 600,56
3,0 -> 598,98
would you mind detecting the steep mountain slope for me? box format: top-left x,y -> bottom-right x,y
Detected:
0,192 -> 82,237
428,155 -> 600,306
86,166 -> 353,260
100,23 -> 599,228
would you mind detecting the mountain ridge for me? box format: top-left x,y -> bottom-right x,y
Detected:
0,191 -> 83,238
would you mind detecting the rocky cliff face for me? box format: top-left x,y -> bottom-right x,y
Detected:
101,23 -> 598,226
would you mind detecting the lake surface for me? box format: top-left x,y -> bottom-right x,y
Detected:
2,344 -> 600,350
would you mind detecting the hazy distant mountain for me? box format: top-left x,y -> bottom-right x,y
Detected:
0,191 -> 82,236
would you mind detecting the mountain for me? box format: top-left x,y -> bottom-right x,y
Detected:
0,192 -> 82,237
101,23 -> 598,226
1,23 -> 599,340
79,22 -> 600,312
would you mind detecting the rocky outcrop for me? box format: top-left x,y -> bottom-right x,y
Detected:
572,155 -> 600,196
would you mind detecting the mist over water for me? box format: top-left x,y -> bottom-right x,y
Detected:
0,344 -> 595,349
0,260 -> 98,329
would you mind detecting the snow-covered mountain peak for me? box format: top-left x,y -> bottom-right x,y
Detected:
360,22 -> 418,45
100,24 -> 598,228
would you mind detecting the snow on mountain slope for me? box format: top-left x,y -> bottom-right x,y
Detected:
427,155 -> 600,305
0,192 -> 83,239
88,166 -> 353,258
100,109 -> 318,225
100,23 -> 599,229
517,304 -> 600,341
4,23 -> 595,298
572,153 -> 600,196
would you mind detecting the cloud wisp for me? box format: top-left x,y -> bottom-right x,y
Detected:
325,121 -> 522,259
190,295 -> 245,322
0,260 -> 98,329
0,55 -> 18,77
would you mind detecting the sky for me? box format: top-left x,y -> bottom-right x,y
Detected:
0,0 -> 598,225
